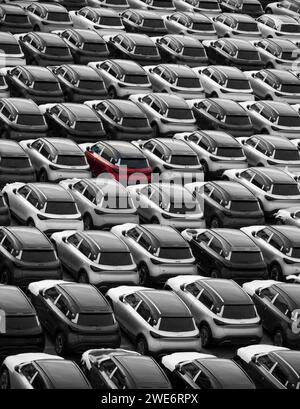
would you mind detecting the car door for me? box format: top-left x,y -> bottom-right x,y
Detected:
253,286 -> 278,332
255,228 -> 282,263
35,286 -> 61,334
116,292 -> 142,337
249,354 -> 279,388
193,231 -> 214,273
56,232 -> 83,275
203,184 -> 220,220
90,358 -> 117,389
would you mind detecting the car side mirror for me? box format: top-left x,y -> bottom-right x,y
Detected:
175,364 -> 184,373
123,231 -> 128,237
68,184 -> 73,189
180,284 -> 187,291
291,212 -> 296,219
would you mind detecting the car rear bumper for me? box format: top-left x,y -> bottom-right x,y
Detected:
89,270 -> 140,289
148,337 -> 201,355
220,215 -> 265,228
48,169 -> 91,182
39,219 -> 84,234
9,130 -> 47,141
0,334 -> 45,357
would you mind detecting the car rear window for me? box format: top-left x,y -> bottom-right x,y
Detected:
83,42 -> 107,53
119,157 -> 149,168
100,16 -> 121,26
47,12 -> 71,22
225,115 -> 251,125
222,304 -> 257,319
170,155 -> 199,165
77,313 -> 114,327
237,50 -> 260,60
291,247 -> 300,258
281,24 -> 300,33
134,45 -> 158,56
143,18 -> 165,28
159,317 -> 195,332
46,46 -> 70,56
201,1 -> 220,8
176,77 -> 201,88
182,46 -> 206,57
6,315 -> 38,331
237,22 -> 259,32
17,114 -> 45,126
230,251 -> 262,263
158,247 -> 192,259
21,250 -> 56,263
5,14 -> 29,24
277,116 -> 300,127
33,81 -> 60,91
0,157 -> 31,168
272,183 -> 300,195
99,252 -> 132,266
226,79 -> 251,90
167,108 -> 194,120
122,117 -> 149,128
242,3 -> 261,12
281,84 -> 300,93
56,155 -> 87,166
74,121 -> 103,132
274,149 -> 300,160
192,22 -> 214,31
0,43 -> 21,54
230,200 -> 259,212
124,74 -> 149,84
216,147 -> 244,157
78,80 -> 104,90
46,201 -> 77,214
280,51 -> 299,61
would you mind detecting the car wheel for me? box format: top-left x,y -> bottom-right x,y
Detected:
0,368 -> 10,390
0,267 -> 11,284
83,214 -> 93,230
261,128 -> 268,134
27,218 -> 35,227
273,329 -> 285,347
38,169 -> 48,182
275,218 -> 283,225
138,263 -> 149,286
210,216 -> 222,228
78,271 -> 89,284
266,62 -> 273,68
136,336 -> 148,355
210,269 -> 220,278
152,123 -> 159,138
270,264 -> 284,281
265,7 -> 272,13
199,324 -> 212,348
265,95 -> 272,100
108,87 -> 117,98
55,332 -> 67,356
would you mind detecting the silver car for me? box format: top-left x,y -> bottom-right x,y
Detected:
165,275 -> 262,347
106,286 -> 201,356
19,137 -> 91,182
213,13 -> 262,39
132,137 -> 203,182
24,2 -> 73,32
126,183 -> 205,229
110,223 -> 197,285
266,1 -> 300,23
257,14 -> 300,40
129,93 -> 197,137
274,206 -> 300,227
2,182 -> 83,233
59,177 -> 139,230
241,225 -> 300,280
252,38 -> 300,70
51,230 -> 139,289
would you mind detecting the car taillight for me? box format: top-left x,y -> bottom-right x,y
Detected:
213,318 -> 227,326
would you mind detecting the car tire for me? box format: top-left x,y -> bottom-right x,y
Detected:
0,368 -> 10,390
266,62 -> 273,68
55,332 -> 67,356
199,324 -> 212,348
0,267 -> 11,285
273,329 -> 285,347
83,214 -> 93,230
136,336 -> 149,355
108,87 -> 117,99
152,123 -> 159,138
210,216 -> 222,228
269,264 -> 284,281
78,271 -> 89,284
265,95 -> 272,100
265,8 -> 272,13
138,263 -> 149,286
275,218 -> 283,225
38,169 -> 48,182
261,128 -> 268,134
27,218 -> 35,227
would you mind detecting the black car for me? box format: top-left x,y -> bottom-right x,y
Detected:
0,4 -> 32,33
5,65 -> 64,104
156,35 -> 208,67
43,102 -> 106,142
51,64 -> 108,102
59,28 -> 109,64
81,349 -> 172,389
18,32 -> 74,66
192,98 -> 254,136
0,140 -> 36,185
193,181 -> 265,228
219,0 -> 263,16
204,38 -> 265,70
121,9 -> 168,36
28,281 -> 121,355
106,32 -> 161,66
0,98 -> 47,141
0,285 -> 44,358
0,191 -> 10,226
182,228 -> 267,282
0,226 -> 61,287
86,99 -> 152,140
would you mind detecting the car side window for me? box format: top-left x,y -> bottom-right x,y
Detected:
83,186 -> 96,204
251,174 -> 265,189
195,371 -> 213,389
273,294 -> 291,317
137,233 -> 153,253
186,283 -> 201,298
271,363 -> 289,387
268,233 -> 284,251
44,287 -> 60,302
99,359 -> 116,376
256,228 -> 272,241
27,191 -> 39,208
152,144 -> 164,159
1,236 -> 13,253
78,239 -> 92,259
55,294 -> 71,316
73,181 -> 86,194
198,289 -> 214,310
32,140 -> 43,151
210,188 -> 223,205
257,355 -> 275,370
1,105 -> 12,120
39,144 -> 51,160
18,185 -> 31,198
198,231 -> 213,245
209,237 -> 223,256
100,147 -> 112,161
240,169 -> 254,181
197,135 -> 210,150
67,234 -> 81,248
20,364 -> 46,390
136,301 -> 153,324
127,228 -> 141,241
260,287 -> 277,302
124,294 -> 140,308
58,110 -> 70,126
110,368 -> 127,389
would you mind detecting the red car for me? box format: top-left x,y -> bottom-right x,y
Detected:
83,140 -> 152,184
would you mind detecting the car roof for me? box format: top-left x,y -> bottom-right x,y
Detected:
141,224 -> 189,247
4,98 -> 41,115
266,69 -> 300,84
139,289 -> 191,317
265,38 -> 298,50
204,279 -> 252,304
0,31 -> 19,44
0,140 -> 27,156
212,228 -> 258,249
253,134 -> 297,150
199,130 -> 240,147
60,103 -> 99,121
29,183 -> 74,201
155,138 -> 196,154
31,32 -> 67,46
153,93 -> 189,108
121,33 -> 155,45
208,98 -> 248,114
104,140 -> 146,158
64,64 -> 102,80
43,137 -> 83,155
37,2 -> 68,12
107,99 -> 147,117
128,9 -> 163,18
222,38 -> 257,50
166,34 -> 203,47
270,225 -> 300,247
20,66 -> 58,82
5,226 -> 52,250
80,231 -> 129,252
160,64 -> 198,78
210,65 -> 246,80
67,28 -> 106,43
259,100 -> 300,116
267,14 -> 298,24
0,285 -> 34,314
253,167 -> 296,183
110,59 -> 146,74
210,181 -> 256,200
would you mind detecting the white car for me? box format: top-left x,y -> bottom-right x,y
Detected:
275,207 -> 300,227
266,1 -> 300,23
69,7 -> 124,35
257,14 -> 300,40
2,182 -> 83,233
212,13 -> 262,39
252,38 -> 300,70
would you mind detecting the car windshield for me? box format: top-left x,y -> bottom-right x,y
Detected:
237,22 -> 259,32
119,157 -> 149,168
159,317 -> 195,332
134,45 -> 158,55
215,147 -> 244,157
21,250 -> 56,262
33,81 -> 60,91
291,247 -> 300,258
237,50 -> 260,60
143,18 -> 165,28
281,24 -> 300,33
47,12 -> 70,22
123,74 -> 149,84
46,46 -> 70,56
277,116 -> 300,126
168,201 -> 198,214
122,117 -> 149,128
230,200 -> 259,212
225,115 -> 251,125
176,77 -> 201,88
99,252 -> 132,266
222,304 -> 257,319
274,149 -> 300,160
230,251 -> 262,263
158,247 -> 192,259
74,121 -> 102,132
182,46 -> 206,57
167,108 -> 193,119
271,183 -> 300,195
17,114 -> 45,126
226,79 -> 251,90
77,313 -> 114,327
78,80 -> 104,90
6,315 -> 38,331
56,155 -> 86,166
170,155 -> 199,165
45,201 -> 77,214
0,157 -> 31,168
0,43 -> 21,54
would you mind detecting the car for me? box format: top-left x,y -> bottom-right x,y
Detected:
161,352 -> 255,389
111,223 -> 197,285
163,12 -> 218,41
242,225 -> 300,281
224,167 -> 300,216
88,59 -> 152,99
106,33 -> 160,66
2,182 -> 84,234
182,228 -> 268,282
238,134 -> 300,174
0,32 -> 25,67
246,69 -> 300,102
87,0 -> 130,12
81,140 -> 152,183
50,64 -> 108,102
175,130 -> 247,179
0,191 -> 10,226
191,98 -> 254,137
126,183 -> 205,229
0,353 -> 91,389
165,275 -> 263,347
144,64 -> 205,99
253,38 -> 300,69
241,100 -> 300,138
81,349 -> 171,389
106,286 -> 200,355
51,0 -> 89,11
20,137 -> 91,182
84,99 -> 152,141
0,4 -> 32,34
0,286 -> 44,358
0,140 -> 36,185
41,102 -> 106,142
17,32 -> 74,66
243,280 -> 300,347
219,0 -> 264,17
51,230 -> 139,290
121,9 -> 168,36
195,66 -> 254,101
173,0 -> 222,14
234,345 -> 300,389
4,65 -> 63,105
129,93 -> 197,137
58,28 -> 109,64
59,177 -> 139,229
186,180 -> 265,228
133,137 -> 203,182
0,226 -> 61,286
266,0 -> 300,23
203,38 -> 265,70
127,0 -> 176,13
29,280 -> 121,355
212,13 -> 262,39
0,98 -> 47,141
275,206 -> 300,227
23,2 -> 73,32
257,14 -> 300,39
70,7 -> 124,35
155,35 -> 208,67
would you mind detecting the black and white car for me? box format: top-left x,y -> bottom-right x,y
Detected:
121,9 -> 168,36
70,7 -> 124,34
257,14 -> 300,40
253,38 -> 300,69
212,13 -> 262,39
